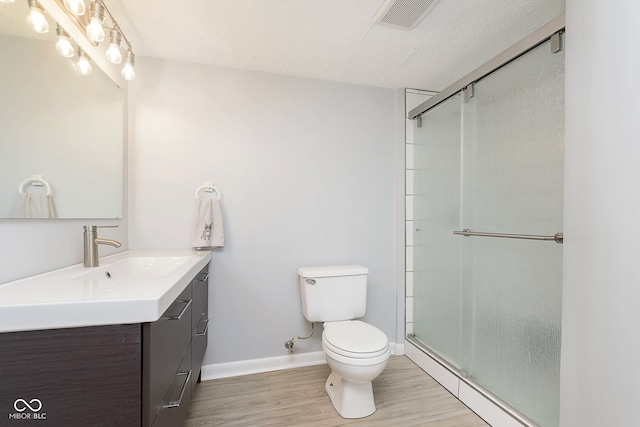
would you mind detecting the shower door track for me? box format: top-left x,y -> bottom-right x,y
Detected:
407,13 -> 565,120
406,335 -> 538,427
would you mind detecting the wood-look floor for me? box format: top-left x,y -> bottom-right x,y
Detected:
185,356 -> 489,426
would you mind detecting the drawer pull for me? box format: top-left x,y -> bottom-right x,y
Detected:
195,272 -> 209,282
163,370 -> 192,409
195,319 -> 209,336
165,299 -> 192,320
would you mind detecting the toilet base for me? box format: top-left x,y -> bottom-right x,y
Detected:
325,372 -> 376,419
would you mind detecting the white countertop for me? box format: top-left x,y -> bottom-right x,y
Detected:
0,250 -> 212,333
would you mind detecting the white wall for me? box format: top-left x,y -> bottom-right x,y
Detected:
560,1 -> 640,426
129,58 -> 398,364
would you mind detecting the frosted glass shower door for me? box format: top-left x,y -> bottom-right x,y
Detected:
412,95 -> 462,365
459,38 -> 564,427
410,35 -> 564,427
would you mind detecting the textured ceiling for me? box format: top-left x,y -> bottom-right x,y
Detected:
105,0 -> 564,90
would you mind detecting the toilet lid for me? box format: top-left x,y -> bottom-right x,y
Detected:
323,320 -> 389,358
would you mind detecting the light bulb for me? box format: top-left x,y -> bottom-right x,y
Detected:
105,29 -> 122,64
76,49 -> 92,75
0,0 -> 16,4
27,1 -> 49,34
55,26 -> 74,58
85,2 -> 105,43
121,51 -> 135,81
121,62 -> 135,81
86,16 -> 104,42
105,43 -> 122,64
63,0 -> 85,15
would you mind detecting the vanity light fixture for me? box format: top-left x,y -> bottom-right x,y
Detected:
105,27 -> 122,64
1,0 -> 137,81
85,0 -> 105,42
76,48 -> 92,75
83,1 -> 137,80
63,0 -> 85,16
27,0 -> 49,33
55,25 -> 75,57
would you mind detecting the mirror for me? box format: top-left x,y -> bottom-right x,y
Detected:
0,1 -> 124,219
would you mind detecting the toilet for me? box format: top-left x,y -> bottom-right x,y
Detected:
298,265 -> 390,419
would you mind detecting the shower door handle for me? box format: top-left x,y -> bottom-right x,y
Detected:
454,229 -> 564,244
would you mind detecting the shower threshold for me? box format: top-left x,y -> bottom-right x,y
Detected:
405,335 -> 540,427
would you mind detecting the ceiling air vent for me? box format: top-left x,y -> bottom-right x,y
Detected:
373,0 -> 442,30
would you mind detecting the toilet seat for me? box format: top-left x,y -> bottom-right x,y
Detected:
323,320 -> 389,359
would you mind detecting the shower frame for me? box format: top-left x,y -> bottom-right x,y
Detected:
404,13 -> 565,427
408,14 -> 565,120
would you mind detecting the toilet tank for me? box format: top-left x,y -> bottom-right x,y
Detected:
298,265 -> 369,322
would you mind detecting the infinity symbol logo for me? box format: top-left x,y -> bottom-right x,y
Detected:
14,398 -> 42,412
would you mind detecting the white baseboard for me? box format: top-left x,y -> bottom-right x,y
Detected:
391,341 -> 404,356
201,351 -> 326,381
201,341 -> 405,381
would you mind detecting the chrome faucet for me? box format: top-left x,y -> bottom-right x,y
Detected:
83,225 -> 122,267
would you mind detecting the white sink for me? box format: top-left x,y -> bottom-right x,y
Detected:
70,256 -> 191,281
0,250 -> 212,333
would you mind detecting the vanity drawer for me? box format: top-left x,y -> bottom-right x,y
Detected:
146,283 -> 192,426
192,308 -> 209,391
191,264 -> 209,334
153,343 -> 193,427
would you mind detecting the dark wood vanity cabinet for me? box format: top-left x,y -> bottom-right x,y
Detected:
0,263 -> 209,427
0,324 -> 142,426
144,265 -> 210,427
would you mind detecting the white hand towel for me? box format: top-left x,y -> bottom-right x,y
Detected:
12,193 -> 56,218
191,198 -> 224,249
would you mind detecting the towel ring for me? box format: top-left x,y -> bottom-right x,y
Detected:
18,176 -> 51,195
195,182 -> 221,200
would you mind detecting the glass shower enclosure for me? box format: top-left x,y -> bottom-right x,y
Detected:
409,33 -> 564,427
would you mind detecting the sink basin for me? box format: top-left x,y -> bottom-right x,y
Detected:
70,256 -> 191,281
0,249 -> 212,333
